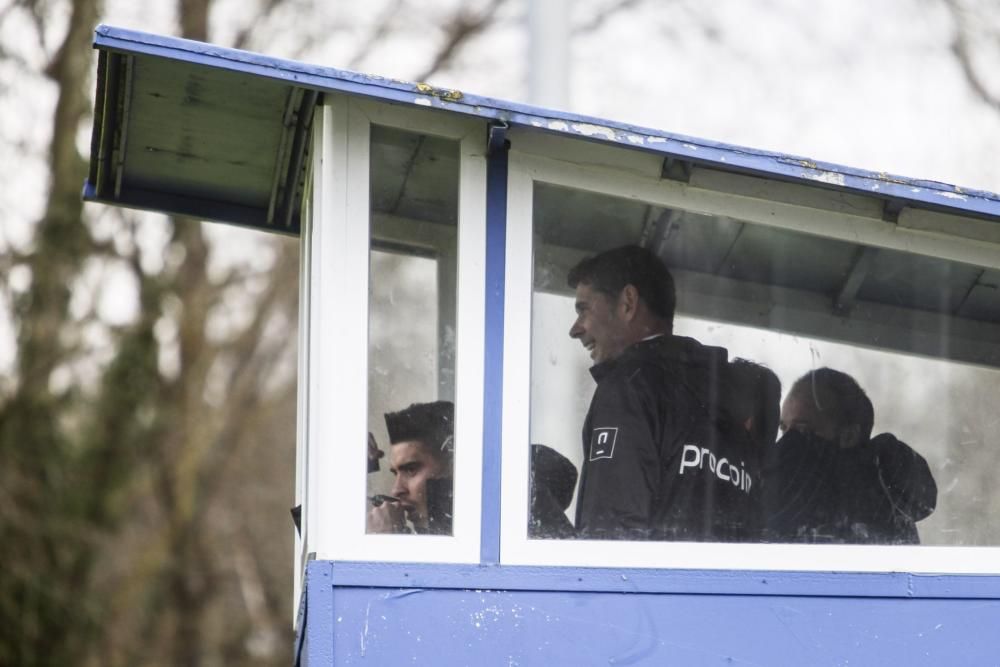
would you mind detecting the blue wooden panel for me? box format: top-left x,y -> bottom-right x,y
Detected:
321,586 -> 1000,665
298,562 -> 1000,665
323,561 -> 1000,600
301,562 -> 335,667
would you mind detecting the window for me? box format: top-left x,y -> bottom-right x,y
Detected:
299,99 -> 485,564
366,125 -> 459,537
501,132 -> 1000,572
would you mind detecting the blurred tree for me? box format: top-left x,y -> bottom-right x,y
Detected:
0,0 -> 527,664
17,0 -> 997,664
945,0 -> 1000,112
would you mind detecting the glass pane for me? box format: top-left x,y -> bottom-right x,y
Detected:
529,181 -> 1000,546
365,125 -> 458,536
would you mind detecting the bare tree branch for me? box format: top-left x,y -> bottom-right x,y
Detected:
945,0 -> 1000,111
230,0 -> 289,51
575,0 -> 648,34
347,0 -> 405,70
413,0 -> 509,82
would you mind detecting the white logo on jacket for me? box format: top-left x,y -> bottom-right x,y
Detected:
589,427 -> 618,461
678,443 -> 752,494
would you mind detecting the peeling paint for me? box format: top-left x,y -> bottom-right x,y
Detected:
414,82 -> 463,102
571,123 -> 617,141
647,137 -> 667,143
876,172 -> 908,185
547,120 -> 570,131
939,191 -> 968,200
360,601 -> 371,656
626,134 -> 645,145
414,97 -> 432,107
807,171 -> 846,186
682,143 -> 699,151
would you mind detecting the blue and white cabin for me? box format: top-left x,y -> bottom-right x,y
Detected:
85,26 -> 1000,665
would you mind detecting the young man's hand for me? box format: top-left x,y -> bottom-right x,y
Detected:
367,500 -> 407,533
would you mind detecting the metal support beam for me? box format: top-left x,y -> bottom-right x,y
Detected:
835,246 -> 878,313
275,89 -> 319,233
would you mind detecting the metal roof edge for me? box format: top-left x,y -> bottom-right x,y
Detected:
93,25 -> 1000,220
81,179 -> 300,236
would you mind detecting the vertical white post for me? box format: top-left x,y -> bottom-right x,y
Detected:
528,0 -> 570,109
304,99 -> 372,560
292,139 -> 315,620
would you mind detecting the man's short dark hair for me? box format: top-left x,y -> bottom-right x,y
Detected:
384,401 -> 454,471
728,359 -> 782,448
791,368 -> 874,443
567,245 -> 676,324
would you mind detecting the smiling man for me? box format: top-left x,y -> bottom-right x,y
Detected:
367,401 -> 454,535
567,245 -> 760,541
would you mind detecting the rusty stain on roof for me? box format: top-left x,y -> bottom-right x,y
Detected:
414,82 -> 463,102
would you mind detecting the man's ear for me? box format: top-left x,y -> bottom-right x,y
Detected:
619,284 -> 640,320
838,423 -> 862,449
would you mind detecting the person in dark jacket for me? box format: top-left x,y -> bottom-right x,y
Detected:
770,368 -> 937,544
726,359 -> 782,451
725,359 -> 782,539
529,444 -> 578,539
567,245 -> 760,541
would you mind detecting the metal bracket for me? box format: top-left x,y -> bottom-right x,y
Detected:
882,198 -> 904,224
662,156 -> 693,183
488,120 -> 510,156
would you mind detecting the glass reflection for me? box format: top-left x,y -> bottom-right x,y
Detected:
529,183 -> 998,546
365,125 -> 458,535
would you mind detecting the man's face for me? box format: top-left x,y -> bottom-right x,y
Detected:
779,387 -> 841,444
389,440 -> 445,529
569,283 -> 631,364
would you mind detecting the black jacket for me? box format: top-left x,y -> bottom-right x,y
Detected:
574,335 -> 761,541
529,444 -> 578,539
763,430 -> 937,544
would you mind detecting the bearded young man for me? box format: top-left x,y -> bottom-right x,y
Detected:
366,401 -> 454,535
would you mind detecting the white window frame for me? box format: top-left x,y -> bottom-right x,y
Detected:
296,95 -> 486,566
499,127 -> 1000,574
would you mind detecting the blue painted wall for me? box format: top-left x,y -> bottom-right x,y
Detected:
297,562 -> 1000,666
310,583 -> 1000,665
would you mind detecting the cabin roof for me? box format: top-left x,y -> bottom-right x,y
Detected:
84,24 -> 1000,236
83,26 -> 1000,368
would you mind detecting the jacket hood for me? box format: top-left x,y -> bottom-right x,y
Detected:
869,432 -> 937,521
